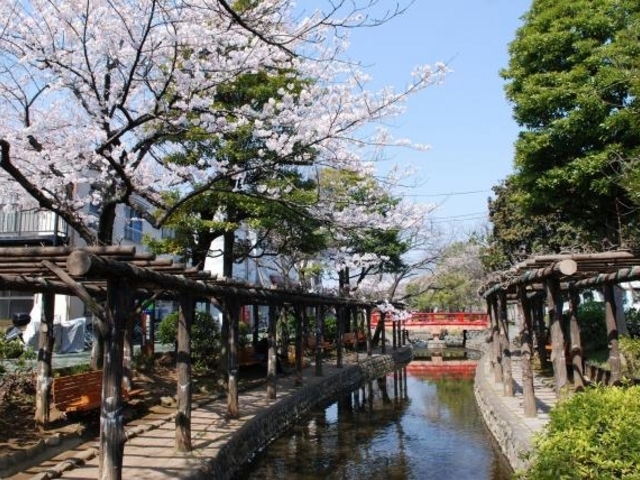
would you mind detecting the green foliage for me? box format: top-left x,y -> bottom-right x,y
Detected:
148,70 -> 324,270
238,321 -> 250,347
485,177 -> 593,270
497,0 -> 640,253
324,315 -> 337,341
578,301 -> 609,353
157,311 -> 221,372
0,337 -> 26,360
626,308 -> 640,338
620,336 -> 640,378
520,385 -> 640,479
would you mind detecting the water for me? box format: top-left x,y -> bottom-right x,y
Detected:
238,358 -> 513,480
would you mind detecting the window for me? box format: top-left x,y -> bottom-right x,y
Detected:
124,207 -> 143,243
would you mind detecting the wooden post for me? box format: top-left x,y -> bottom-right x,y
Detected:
267,303 -> 277,399
252,304 -> 260,348
352,307 -> 359,363
517,287 -> 537,417
175,294 -> 194,452
315,305 -> 323,377
568,286 -> 585,391
227,300 -> 240,418
35,292 -> 55,429
218,303 -> 229,392
336,306 -> 344,368
365,307 -> 372,357
490,295 -> 503,384
498,290 -> 514,396
392,320 -> 397,349
603,283 -> 621,385
122,310 -> 134,393
294,305 -> 303,386
546,277 -> 568,396
531,295 -> 548,369
380,311 -> 386,354
90,321 -> 105,370
99,278 -> 128,480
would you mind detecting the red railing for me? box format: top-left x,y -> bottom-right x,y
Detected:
372,311 -> 489,326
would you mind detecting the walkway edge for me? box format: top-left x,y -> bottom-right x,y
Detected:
189,349 -> 413,480
474,356 -> 532,473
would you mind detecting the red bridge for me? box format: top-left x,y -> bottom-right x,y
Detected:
406,359 -> 479,379
372,311 -> 489,336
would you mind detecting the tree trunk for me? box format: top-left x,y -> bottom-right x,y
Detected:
99,278 -> 128,480
517,287 -> 537,417
604,284 -> 621,385
175,294 -> 194,452
35,292 -> 56,429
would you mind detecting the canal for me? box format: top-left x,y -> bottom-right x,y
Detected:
237,353 -> 513,479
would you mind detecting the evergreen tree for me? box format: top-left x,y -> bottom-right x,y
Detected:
500,0 -> 640,250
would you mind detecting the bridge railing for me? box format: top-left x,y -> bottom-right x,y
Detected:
372,311 -> 489,326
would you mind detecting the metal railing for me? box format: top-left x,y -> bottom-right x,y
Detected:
0,210 -> 68,239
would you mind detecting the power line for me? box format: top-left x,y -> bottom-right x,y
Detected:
405,189 -> 492,198
432,211 -> 487,220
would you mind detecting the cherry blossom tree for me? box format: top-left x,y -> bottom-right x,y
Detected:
0,3 -> 447,477
0,0 -> 447,246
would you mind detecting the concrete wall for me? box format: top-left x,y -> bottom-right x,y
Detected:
189,349 -> 412,480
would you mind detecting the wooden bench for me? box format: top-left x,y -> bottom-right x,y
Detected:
237,346 -> 264,367
343,331 -> 367,350
305,336 -> 334,354
53,370 -> 144,413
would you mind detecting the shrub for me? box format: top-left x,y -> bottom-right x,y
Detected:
157,311 -> 221,372
0,338 -> 25,359
626,308 -> 640,338
578,301 -> 609,353
620,336 -> 640,378
520,386 -> 640,479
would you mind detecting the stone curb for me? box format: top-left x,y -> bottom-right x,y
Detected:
0,432 -> 83,478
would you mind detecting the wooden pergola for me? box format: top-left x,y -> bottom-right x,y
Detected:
0,245 -> 377,480
480,250 -> 640,418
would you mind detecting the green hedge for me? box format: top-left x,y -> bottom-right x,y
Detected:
520,386 -> 640,479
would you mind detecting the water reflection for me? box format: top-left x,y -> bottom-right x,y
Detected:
238,360 -> 513,480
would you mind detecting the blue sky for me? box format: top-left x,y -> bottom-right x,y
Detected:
342,0 -> 532,237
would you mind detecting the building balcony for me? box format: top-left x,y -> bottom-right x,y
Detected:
0,210 -> 69,246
